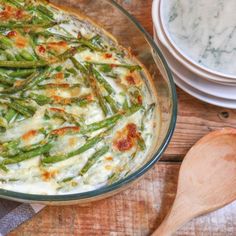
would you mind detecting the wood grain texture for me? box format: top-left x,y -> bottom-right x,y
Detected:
164,88 -> 236,160
7,0 -> 236,235
9,164 -> 236,236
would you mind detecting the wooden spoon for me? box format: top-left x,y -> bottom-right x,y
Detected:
152,128 -> 236,236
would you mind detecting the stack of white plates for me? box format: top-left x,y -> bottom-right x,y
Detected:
152,0 -> 236,109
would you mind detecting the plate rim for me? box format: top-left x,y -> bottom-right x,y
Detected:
159,0 -> 236,80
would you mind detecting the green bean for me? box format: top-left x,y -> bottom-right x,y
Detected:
6,52 -> 15,61
81,113 -> 122,134
9,69 -> 35,78
2,139 -> 20,150
87,73 -> 110,116
59,176 -> 75,183
55,65 -> 63,72
125,104 -> 143,116
1,139 -> 21,157
14,54 -> 24,61
0,75 -> 15,86
98,64 -> 113,73
15,100 -> 36,114
0,60 -> 48,68
0,36 -> 13,48
70,57 -> 87,74
72,96 -> 92,107
70,57 -> 89,86
13,69 -> 49,93
109,163 -> 134,184
1,143 -> 53,165
0,21 -> 66,29
42,134 -> 103,164
5,101 -> 35,117
46,108 -> 82,126
137,135 -> 146,151
1,50 -> 16,61
52,96 -> 91,107
104,95 -> 119,113
19,50 -> 35,61
28,93 -> 52,105
92,68 -> 115,94
30,30 -> 75,41
0,98 -> 36,117
37,83 -> 81,90
80,146 -> 109,175
0,71 -> 40,94
29,31 -> 51,39
34,10 -> 51,21
28,35 -> 40,60
141,103 -> 155,131
122,97 -> 129,111
108,152 -> 137,185
6,0 -> 23,8
0,164 -> 8,172
78,38 -> 103,51
21,137 -> 53,152
1,130 -> 52,158
0,117 -> 7,130
0,178 -> 19,183
89,35 -> 103,49
0,84 -> 8,88
29,93 -> 91,106
4,108 -> 17,123
58,47 -> 77,61
96,91 -> 109,115
37,4 -> 54,20
41,47 -> 77,64
87,61 -> 142,72
14,113 -> 25,122
47,112 -> 121,137
130,89 -> 142,104
108,171 -> 123,185
66,67 -> 77,76
0,68 -> 8,73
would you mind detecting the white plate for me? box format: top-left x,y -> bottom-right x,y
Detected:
152,0 -> 236,84
159,0 -> 236,80
153,29 -> 236,100
173,73 -> 236,109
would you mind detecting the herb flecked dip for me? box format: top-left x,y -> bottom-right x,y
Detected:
0,0 -> 158,194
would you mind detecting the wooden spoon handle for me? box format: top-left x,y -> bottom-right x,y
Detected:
152,195 -> 200,236
152,218 -> 177,236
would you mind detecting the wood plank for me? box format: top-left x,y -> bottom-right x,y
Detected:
9,163 -> 236,236
164,88 -> 236,160
115,0 -> 153,34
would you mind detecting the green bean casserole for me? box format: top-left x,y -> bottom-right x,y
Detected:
0,0 -> 158,194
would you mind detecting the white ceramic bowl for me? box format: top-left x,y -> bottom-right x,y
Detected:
159,0 -> 236,80
153,28 -> 236,109
153,29 -> 236,99
152,0 -> 236,84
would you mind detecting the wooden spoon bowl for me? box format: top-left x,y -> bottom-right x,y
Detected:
152,128 -> 236,236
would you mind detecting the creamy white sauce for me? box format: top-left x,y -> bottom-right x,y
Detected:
162,0 -> 236,76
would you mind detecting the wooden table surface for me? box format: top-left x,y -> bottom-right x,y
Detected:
10,1 -> 236,235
